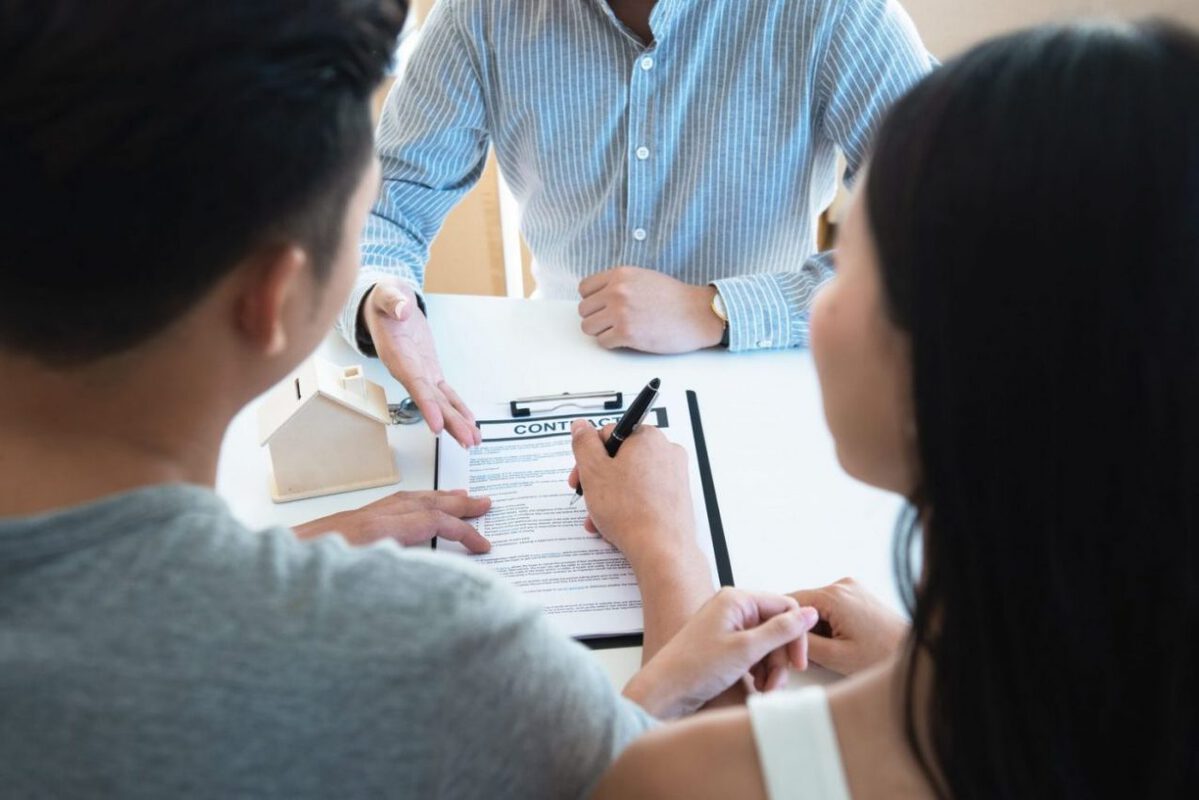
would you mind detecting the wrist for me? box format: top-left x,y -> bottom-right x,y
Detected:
355,288 -> 380,357
623,657 -> 682,718
621,523 -> 706,577
293,515 -> 340,541
693,285 -> 726,348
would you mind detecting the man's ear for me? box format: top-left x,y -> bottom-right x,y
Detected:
235,245 -> 308,356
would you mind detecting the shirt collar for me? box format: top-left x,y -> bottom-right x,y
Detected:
584,0 -> 685,45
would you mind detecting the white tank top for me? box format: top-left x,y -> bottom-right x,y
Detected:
748,687 -> 853,800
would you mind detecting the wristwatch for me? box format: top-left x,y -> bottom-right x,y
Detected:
710,288 -> 730,348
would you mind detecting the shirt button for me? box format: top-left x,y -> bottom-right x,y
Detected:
757,339 -> 773,348
635,146 -> 650,160
640,57 -> 654,71
632,228 -> 647,241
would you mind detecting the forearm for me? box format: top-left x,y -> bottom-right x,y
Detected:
631,543 -> 713,663
621,547 -> 712,718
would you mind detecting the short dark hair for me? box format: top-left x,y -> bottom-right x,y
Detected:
0,0 -> 406,364
868,20 -> 1199,798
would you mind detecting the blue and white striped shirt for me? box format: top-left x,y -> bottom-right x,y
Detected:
340,0 -> 933,352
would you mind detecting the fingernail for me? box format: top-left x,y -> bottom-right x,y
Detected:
800,607 -> 819,628
393,297 -> 408,319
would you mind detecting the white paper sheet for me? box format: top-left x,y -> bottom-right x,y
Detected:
436,389 -> 721,640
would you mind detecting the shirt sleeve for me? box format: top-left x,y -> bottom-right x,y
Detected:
336,0 -> 491,354
713,0 -> 934,352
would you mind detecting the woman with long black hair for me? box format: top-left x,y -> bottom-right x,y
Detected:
577,19 -> 1199,799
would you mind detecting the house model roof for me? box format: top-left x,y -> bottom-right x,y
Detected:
258,356 -> 391,446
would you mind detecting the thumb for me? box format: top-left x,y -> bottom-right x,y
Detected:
570,419 -> 607,470
739,607 -> 818,665
805,631 -> 852,673
372,282 -> 413,322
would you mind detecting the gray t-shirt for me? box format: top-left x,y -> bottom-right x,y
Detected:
0,484 -> 654,798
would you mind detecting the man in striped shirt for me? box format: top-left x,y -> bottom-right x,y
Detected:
341,0 -> 935,447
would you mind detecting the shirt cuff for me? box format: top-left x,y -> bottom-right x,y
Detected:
711,275 -> 805,352
336,269 -> 422,357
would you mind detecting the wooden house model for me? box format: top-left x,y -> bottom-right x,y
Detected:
257,356 -> 400,503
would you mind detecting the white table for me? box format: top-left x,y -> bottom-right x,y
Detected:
217,294 -> 905,686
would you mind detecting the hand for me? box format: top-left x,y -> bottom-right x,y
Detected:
363,279 -> 481,448
790,578 -> 909,675
567,420 -> 698,574
293,490 -> 492,553
577,267 -> 725,354
624,588 -> 820,718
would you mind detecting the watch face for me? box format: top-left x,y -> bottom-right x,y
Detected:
712,292 -> 729,322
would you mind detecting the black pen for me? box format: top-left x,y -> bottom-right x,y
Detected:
570,378 -> 661,506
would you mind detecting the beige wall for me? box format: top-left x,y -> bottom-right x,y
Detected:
903,0 -> 1199,58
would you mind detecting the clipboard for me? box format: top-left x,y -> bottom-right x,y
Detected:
434,388 -> 733,650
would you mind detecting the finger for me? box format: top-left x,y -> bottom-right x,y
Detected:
567,465 -> 580,489
787,633 -> 806,671
577,293 -> 607,319
425,511 -> 491,554
578,270 -> 613,299
597,328 -> 627,350
741,591 -> 801,625
786,587 -> 834,623
580,309 -> 616,337
738,608 -> 813,666
763,663 -> 790,692
806,634 -> 851,674
371,283 -> 413,322
786,610 -> 817,670
438,380 -> 481,446
796,625 -> 810,671
798,606 -> 818,669
750,661 -> 767,693
762,657 -> 791,695
440,397 -> 478,449
583,516 -> 598,534
765,643 -> 790,683
407,377 -> 447,437
787,588 -> 831,609
431,493 -> 492,519
570,419 -> 609,472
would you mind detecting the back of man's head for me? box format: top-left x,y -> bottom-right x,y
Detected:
0,0 -> 406,366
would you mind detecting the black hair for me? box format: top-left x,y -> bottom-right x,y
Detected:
867,20 -> 1199,798
0,0 -> 406,363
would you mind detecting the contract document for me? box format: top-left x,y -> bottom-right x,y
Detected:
436,388 -> 731,646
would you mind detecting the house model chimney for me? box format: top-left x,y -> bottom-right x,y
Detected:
341,365 -> 366,398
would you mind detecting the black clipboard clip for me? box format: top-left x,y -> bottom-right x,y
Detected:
509,390 -> 624,419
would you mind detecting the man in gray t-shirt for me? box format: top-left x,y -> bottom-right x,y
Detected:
0,485 -> 652,797
0,1 -> 817,797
